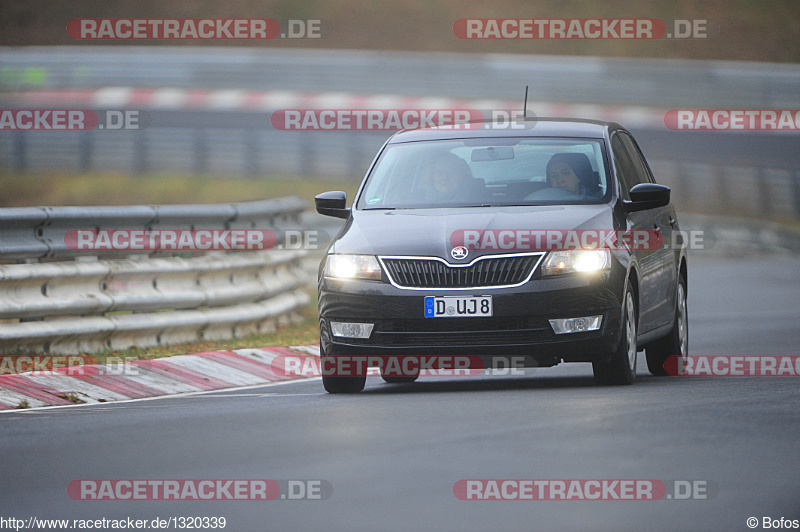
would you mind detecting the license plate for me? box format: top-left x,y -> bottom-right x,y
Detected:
424,296 -> 493,318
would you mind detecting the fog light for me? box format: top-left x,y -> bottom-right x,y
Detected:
331,322 -> 374,339
549,315 -> 602,335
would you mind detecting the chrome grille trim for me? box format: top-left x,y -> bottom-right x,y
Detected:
378,252 -> 545,290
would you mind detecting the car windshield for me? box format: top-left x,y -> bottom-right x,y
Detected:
357,137 -> 610,209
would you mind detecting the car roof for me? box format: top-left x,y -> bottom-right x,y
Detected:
386,117 -> 623,143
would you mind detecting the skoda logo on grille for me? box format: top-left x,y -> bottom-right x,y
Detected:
451,246 -> 469,260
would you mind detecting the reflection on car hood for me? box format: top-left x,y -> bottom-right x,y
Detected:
333,204 -> 614,260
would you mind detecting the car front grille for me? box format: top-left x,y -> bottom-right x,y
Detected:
372,317 -> 553,346
379,253 -> 543,289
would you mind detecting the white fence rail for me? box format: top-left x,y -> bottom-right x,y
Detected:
0,197 -> 314,354
0,196 -> 308,261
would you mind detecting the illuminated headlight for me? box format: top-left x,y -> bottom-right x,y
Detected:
331,322 -> 374,339
541,249 -> 610,276
325,255 -> 382,280
549,316 -> 603,334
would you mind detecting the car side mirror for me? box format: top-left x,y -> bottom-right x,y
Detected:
624,183 -> 671,212
315,191 -> 351,219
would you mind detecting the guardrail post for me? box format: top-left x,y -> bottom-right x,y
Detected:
79,131 -> 92,172
757,168 -> 770,217
713,164 -> 727,215
133,130 -> 147,174
12,131 -> 26,172
348,133 -> 363,178
301,134 -> 315,176
192,129 -> 208,175
244,130 -> 258,178
677,162 -> 692,210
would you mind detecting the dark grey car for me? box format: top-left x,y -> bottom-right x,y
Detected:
315,118 -> 688,393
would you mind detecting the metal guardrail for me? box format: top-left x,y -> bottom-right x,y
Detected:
0,197 -> 313,354
679,213 -> 800,255
3,124 -> 797,219
0,196 -> 307,260
650,161 -> 800,221
0,124 -> 387,179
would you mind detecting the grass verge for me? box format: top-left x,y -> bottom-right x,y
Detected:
1,171 -> 360,208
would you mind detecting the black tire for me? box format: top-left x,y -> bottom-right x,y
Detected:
379,356 -> 420,383
380,370 -> 420,384
320,321 -> 366,394
381,375 -> 419,384
322,371 -> 366,393
646,275 -> 688,376
593,285 -> 637,385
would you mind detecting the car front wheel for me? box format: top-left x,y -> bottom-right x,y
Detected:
646,275 -> 688,376
593,286 -> 637,385
320,321 -> 366,394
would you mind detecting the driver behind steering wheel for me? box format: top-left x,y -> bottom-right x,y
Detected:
545,153 -> 598,197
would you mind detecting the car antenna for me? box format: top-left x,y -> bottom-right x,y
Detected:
523,85 -> 529,118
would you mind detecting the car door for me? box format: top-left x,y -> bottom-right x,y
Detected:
619,132 -> 677,329
610,132 -> 674,334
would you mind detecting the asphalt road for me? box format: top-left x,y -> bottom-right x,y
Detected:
1,253 -> 799,532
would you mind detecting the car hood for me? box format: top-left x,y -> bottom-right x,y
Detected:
332,204 -> 615,261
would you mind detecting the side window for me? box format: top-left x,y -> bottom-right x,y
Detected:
619,133 -> 655,184
610,135 -> 639,201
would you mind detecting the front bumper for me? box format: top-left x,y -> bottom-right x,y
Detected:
319,266 -> 626,365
